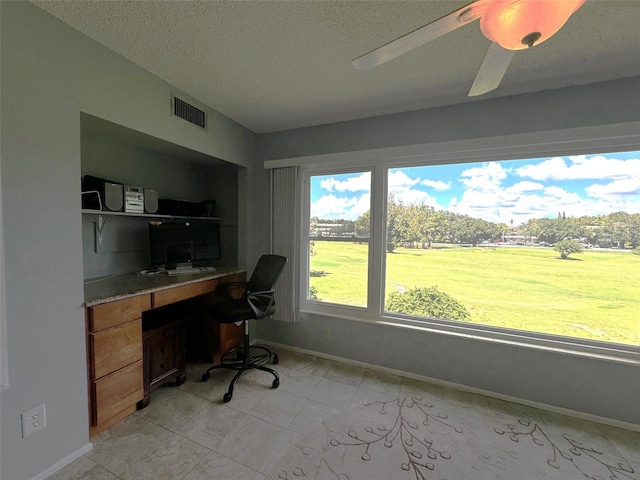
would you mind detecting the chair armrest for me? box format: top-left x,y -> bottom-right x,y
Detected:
246,290 -> 276,319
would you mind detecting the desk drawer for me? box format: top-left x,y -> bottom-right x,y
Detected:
146,323 -> 179,380
93,360 -> 143,426
152,280 -> 217,308
89,296 -> 144,332
92,319 -> 143,379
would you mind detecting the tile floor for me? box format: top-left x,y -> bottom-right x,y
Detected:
49,348 -> 639,480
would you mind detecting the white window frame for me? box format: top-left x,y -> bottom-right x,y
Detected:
267,121 -> 640,365
300,165 -> 380,320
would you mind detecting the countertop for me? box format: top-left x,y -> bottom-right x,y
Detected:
84,266 -> 246,306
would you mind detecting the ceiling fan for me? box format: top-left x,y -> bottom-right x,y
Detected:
353,0 -> 586,96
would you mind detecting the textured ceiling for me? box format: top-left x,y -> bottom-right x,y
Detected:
32,1 -> 640,134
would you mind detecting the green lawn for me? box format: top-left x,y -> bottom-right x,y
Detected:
309,242 -> 640,346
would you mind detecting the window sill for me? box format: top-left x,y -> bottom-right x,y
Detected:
300,306 -> 640,366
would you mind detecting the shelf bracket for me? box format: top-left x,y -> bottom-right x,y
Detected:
95,215 -> 106,245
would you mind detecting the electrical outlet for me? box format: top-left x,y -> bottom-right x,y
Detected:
324,327 -> 332,337
21,404 -> 46,438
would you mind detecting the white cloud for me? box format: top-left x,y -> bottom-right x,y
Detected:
516,155 -> 640,182
351,193 -> 371,217
583,179 -> 640,214
441,155 -> 640,224
459,162 -> 507,190
420,179 -> 450,191
313,155 -> 640,225
542,186 -> 582,202
505,181 -> 544,194
449,184 -> 591,224
449,162 -> 513,221
389,170 -> 442,206
320,173 -> 370,192
311,194 -> 355,218
311,193 -> 370,220
389,170 -> 420,190
394,189 -> 439,207
585,178 -> 640,198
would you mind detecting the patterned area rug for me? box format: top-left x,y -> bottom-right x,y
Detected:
267,393 -> 638,480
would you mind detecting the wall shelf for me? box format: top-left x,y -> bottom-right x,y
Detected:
81,209 -> 222,222
82,209 -> 223,245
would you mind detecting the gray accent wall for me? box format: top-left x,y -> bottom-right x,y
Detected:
256,78 -> 640,426
81,125 -> 240,279
0,3 -> 258,479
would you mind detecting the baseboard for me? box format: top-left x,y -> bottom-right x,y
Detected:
257,339 -> 640,433
30,442 -> 93,480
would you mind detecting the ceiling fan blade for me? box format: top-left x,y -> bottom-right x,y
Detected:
352,0 -> 489,71
468,42 -> 516,97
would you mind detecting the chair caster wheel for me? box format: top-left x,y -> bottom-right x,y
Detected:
272,353 -> 279,365
272,378 -> 280,388
201,372 -> 210,382
223,392 -> 233,403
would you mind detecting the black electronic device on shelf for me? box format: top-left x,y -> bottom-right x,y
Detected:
157,198 -> 205,217
148,221 -> 221,270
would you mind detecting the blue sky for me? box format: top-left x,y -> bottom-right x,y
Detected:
310,151 -> 640,224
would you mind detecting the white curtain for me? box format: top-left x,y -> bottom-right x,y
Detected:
271,167 -> 299,323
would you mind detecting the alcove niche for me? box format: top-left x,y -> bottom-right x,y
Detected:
80,113 -> 239,280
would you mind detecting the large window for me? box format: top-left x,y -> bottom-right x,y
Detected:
302,151 -> 640,351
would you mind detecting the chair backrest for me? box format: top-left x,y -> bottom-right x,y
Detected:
247,255 -> 287,293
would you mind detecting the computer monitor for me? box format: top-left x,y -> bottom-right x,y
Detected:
148,221 -> 221,269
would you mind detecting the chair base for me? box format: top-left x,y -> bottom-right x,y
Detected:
201,327 -> 279,402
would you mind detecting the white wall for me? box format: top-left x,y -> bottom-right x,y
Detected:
0,3 -> 258,479
256,77 -> 640,427
259,76 -> 640,160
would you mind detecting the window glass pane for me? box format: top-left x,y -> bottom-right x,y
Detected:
307,172 -> 371,307
385,153 -> 640,347
308,241 -> 369,306
309,172 -> 371,237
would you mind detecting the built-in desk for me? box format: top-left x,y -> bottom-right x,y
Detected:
84,267 -> 246,436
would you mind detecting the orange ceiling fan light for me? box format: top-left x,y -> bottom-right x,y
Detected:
480,0 -> 585,51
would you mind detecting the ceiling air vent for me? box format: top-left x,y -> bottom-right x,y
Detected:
172,95 -> 206,129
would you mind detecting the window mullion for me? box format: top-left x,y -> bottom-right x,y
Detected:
368,164 -> 386,317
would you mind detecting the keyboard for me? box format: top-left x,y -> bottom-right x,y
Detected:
167,266 -> 217,275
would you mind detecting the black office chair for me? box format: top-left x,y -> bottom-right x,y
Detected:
201,254 -> 287,402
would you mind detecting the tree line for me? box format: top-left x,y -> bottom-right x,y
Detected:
311,194 -> 640,252
523,211 -> 640,249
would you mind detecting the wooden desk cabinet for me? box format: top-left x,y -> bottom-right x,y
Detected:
86,271 -> 245,436
87,295 -> 145,436
142,319 -> 185,407
151,280 -> 217,308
